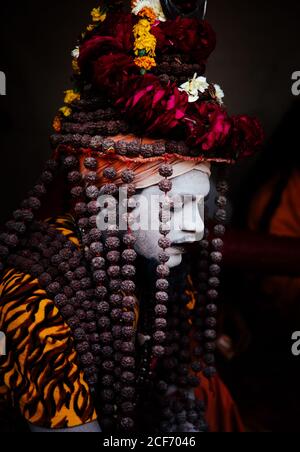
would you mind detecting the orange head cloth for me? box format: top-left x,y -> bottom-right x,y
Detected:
79,155 -> 211,190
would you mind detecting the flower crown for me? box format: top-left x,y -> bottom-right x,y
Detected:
51,1 -> 264,162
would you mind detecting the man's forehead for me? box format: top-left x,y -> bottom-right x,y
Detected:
139,169 -> 209,196
171,169 -> 209,193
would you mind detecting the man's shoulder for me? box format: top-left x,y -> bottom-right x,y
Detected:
0,268 -> 37,299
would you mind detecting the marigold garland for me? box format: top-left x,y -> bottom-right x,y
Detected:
54,3 -> 109,130
72,58 -> 80,75
133,7 -> 158,73
59,106 -> 72,117
81,5 -> 108,41
64,90 -> 81,105
52,115 -> 62,133
91,6 -> 107,23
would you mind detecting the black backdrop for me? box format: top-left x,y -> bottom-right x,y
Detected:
0,0 -> 299,222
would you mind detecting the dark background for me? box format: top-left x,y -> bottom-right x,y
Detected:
0,0 -> 300,222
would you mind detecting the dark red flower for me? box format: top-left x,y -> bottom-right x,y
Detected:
116,74 -> 189,135
146,82 -> 189,134
104,12 -> 134,52
185,102 -> 232,151
92,54 -> 136,98
231,115 -> 264,158
78,13 -> 134,75
153,18 -> 216,62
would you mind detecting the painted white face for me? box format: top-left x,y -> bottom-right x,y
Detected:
131,169 -> 210,268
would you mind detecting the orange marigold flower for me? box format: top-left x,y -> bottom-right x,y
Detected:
52,115 -> 62,133
134,56 -> 156,71
139,7 -> 157,23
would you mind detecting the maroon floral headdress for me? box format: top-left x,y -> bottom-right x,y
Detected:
51,0 -> 264,164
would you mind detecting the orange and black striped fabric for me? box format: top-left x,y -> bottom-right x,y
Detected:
0,215 -> 97,429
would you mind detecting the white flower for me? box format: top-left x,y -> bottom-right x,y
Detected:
132,0 -> 167,22
179,74 -> 209,103
72,46 -> 80,59
214,84 -> 225,104
194,76 -> 210,94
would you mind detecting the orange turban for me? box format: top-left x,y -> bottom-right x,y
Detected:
80,156 -> 211,190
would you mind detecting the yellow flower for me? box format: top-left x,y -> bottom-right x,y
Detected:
64,90 -> 80,105
59,106 -> 72,117
87,24 -> 96,32
133,17 -> 157,56
134,33 -> 156,56
91,7 -> 107,23
72,59 -> 80,75
133,16 -> 157,72
134,56 -> 156,71
52,115 -> 62,133
133,18 -> 151,36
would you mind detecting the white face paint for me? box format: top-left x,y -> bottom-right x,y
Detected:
131,169 -> 210,268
